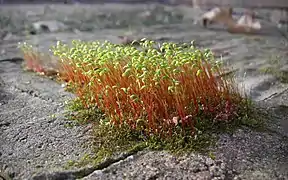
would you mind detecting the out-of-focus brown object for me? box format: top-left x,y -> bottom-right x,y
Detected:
202,7 -> 262,34
201,7 -> 233,27
118,36 -> 142,46
194,0 -> 287,32
191,0 -> 288,9
118,36 -> 134,45
227,10 -> 262,33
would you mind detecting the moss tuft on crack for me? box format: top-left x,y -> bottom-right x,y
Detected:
63,96 -> 263,169
19,40 -> 265,170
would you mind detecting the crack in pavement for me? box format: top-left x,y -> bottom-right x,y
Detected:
13,86 -> 55,103
0,57 -> 23,63
31,145 -> 146,180
0,59 -> 91,180
0,171 -> 12,180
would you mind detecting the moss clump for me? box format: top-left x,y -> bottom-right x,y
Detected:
20,39 -> 260,168
64,96 -> 260,169
51,39 -> 244,136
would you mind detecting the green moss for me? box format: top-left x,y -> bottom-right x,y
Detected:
64,96 -> 262,169
18,40 -> 264,170
64,97 -> 104,125
259,66 -> 288,83
259,55 -> 288,83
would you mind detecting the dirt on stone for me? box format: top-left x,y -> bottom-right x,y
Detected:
0,3 -> 287,180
